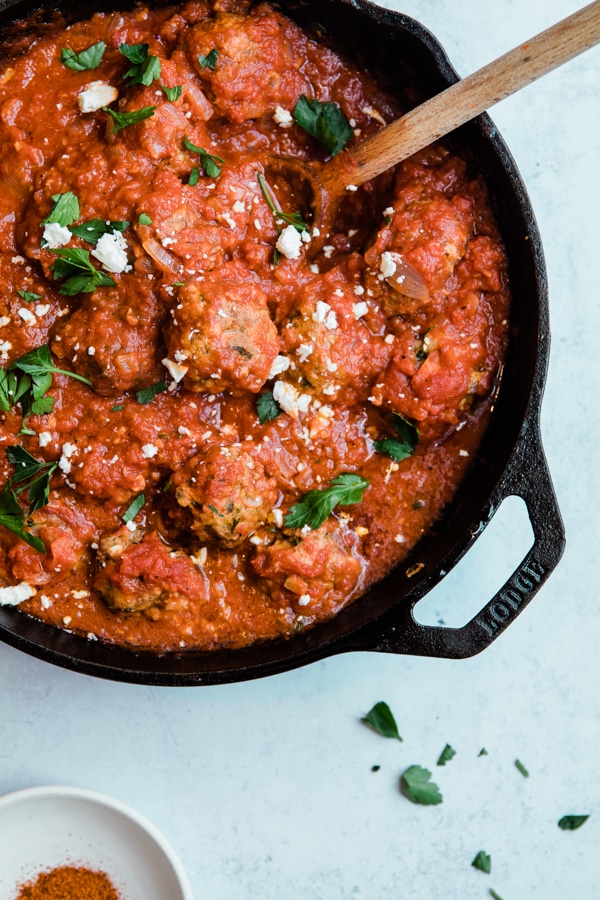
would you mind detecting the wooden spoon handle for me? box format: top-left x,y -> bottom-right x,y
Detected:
319,0 -> 600,193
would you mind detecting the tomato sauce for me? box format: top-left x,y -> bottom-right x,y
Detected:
0,1 -> 510,652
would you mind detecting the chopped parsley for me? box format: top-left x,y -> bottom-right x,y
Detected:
361,701 -> 402,741
6,445 -> 57,513
103,106 -> 156,133
183,136 -> 223,178
478,748 -> 489,757
111,404 -> 125,412
374,413 -> 419,462
257,391 -> 282,424
60,41 -> 106,71
558,815 -> 590,831
284,473 -> 368,530
119,43 -> 161,86
489,890 -> 504,900
50,247 -> 115,295
293,94 -> 353,157
400,765 -> 443,805
17,290 -> 43,303
515,759 -> 529,778
197,49 -> 219,70
69,218 -> 129,245
161,85 -> 182,102
0,484 -> 45,553
188,165 -> 199,186
138,213 -> 153,226
122,492 -> 145,524
41,192 -> 80,228
136,380 -> 166,405
437,744 -> 456,766
9,344 -> 93,389
471,850 -> 491,874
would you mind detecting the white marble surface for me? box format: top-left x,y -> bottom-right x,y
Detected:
1,1 -> 599,897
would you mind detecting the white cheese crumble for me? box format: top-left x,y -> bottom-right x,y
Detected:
384,333 -> 395,344
91,231 -> 131,274
297,343 -> 314,363
297,594 -> 311,606
0,316 -> 10,328
345,184 -> 358,192
142,443 -> 158,458
275,224 -> 302,260
173,349 -> 188,363
268,355 -> 291,379
380,251 -> 397,279
178,426 -> 191,436
352,301 -> 368,319
162,357 -> 188,382
0,582 -> 35,606
35,304 -> 51,317
383,206 -> 395,216
58,442 -> 76,475
273,106 -> 293,127
232,200 -> 245,213
77,81 -> 118,113
272,381 -> 311,418
38,431 -> 52,447
17,307 -> 36,325
42,222 -> 71,249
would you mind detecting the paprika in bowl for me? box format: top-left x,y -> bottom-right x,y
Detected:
0,0 -> 564,683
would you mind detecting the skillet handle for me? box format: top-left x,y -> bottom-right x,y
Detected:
347,430 -> 565,659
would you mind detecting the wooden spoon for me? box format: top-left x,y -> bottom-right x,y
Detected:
295,0 -> 600,237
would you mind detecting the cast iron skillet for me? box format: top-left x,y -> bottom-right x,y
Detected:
0,0 -> 565,684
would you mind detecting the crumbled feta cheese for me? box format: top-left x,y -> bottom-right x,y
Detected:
0,340 -> 12,352
72,590 -> 89,599
35,304 -> 51,317
91,231 -> 131,274
322,245 -> 334,259
232,200 -> 245,213
352,301 -> 368,319
312,300 -> 330,324
0,316 -> 10,328
0,582 -> 34,606
273,106 -> 293,127
38,431 -> 52,447
42,222 -> 71,249
383,207 -> 395,216
142,443 -> 158,458
87,346 -> 95,356
275,224 -> 302,260
298,594 -> 311,606
394,533 -> 406,543
40,595 -> 51,609
178,426 -> 191,436
297,343 -> 313,363
268,355 -> 290,379
325,360 -> 338,373
459,449 -> 469,457
384,333 -> 395,344
17,307 -> 36,325
63,616 -> 72,625
272,381 -> 311,419
309,264 -> 320,274
162,357 -> 188,382
301,231 -> 311,244
322,384 -> 336,396
324,309 -> 338,330
77,81 -> 118,113
345,184 -> 358,192
354,284 -> 365,296
173,349 -> 188,363
380,251 -> 397,278
125,520 -> 137,532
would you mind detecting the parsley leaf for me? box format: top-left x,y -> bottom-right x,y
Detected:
489,890 -> 504,900
558,815 -> 590,831
10,344 -> 93,387
198,49 -> 219,70
284,473 -> 369,530
6,445 -> 51,483
136,380 -> 166,405
60,41 -> 106,71
161,84 -> 182,102
515,759 -> 529,778
478,748 -> 489,756
361,701 -> 402,741
103,106 -> 156,133
0,484 -> 45,552
374,413 -> 419,462
138,213 -> 152,226
257,173 -> 308,233
17,290 -> 43,303
472,851 -> 491,874
400,765 -> 443,806
119,43 -> 161,86
122,492 -> 145,523
188,165 -> 199,186
6,446 -> 57,514
293,95 -> 353,156
41,192 -> 80,228
256,391 -> 282,424
183,136 -> 224,178
437,744 -> 456,766
111,404 -> 125,412
50,247 -> 115,295
69,218 -> 129,245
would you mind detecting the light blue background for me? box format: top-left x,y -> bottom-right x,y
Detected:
1,1 -> 598,897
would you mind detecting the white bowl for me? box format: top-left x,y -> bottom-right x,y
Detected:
0,785 -> 193,899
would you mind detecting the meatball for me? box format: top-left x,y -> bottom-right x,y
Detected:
7,501 -> 94,586
165,268 -> 280,394
94,527 -> 208,613
277,268 -> 391,404
186,8 -> 309,123
51,279 -> 164,396
251,521 -> 365,613
172,444 -> 279,548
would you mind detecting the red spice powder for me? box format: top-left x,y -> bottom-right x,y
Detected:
15,865 -> 122,900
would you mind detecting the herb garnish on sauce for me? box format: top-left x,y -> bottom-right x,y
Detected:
256,391 -> 282,424
41,192 -> 80,228
136,381 -> 166,405
119,43 -> 161,86
50,248 -> 115,295
293,95 -> 353,156
257,173 -> 308,263
69,218 -> 129,245
60,41 -> 106,71
198,49 -> 219,70
103,106 -> 156,133
0,484 -> 45,553
161,85 -> 182,102
183,136 -> 224,178
374,413 -> 419,462
17,290 -> 43,303
361,701 -> 402,741
284,473 -> 368,530
122,492 -> 145,524
400,765 -> 443,805
6,446 -> 57,513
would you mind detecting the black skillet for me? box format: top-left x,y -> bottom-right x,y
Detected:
0,0 -> 565,684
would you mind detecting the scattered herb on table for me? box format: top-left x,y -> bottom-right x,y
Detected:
293,94 -> 353,156
361,701 -> 402,741
515,759 -> 529,778
69,218 -> 129,245
60,41 -> 106,71
478,748 -> 489,756
50,247 -> 115,295
183,136 -> 224,178
558,815 -> 590,831
437,744 -> 456,766
489,890 -> 504,900
17,290 -> 43,303
371,765 -> 380,772
400,765 -> 443,806
103,106 -> 156,133
119,43 -> 161,86
41,191 -> 80,227
136,380 -> 166,405
256,391 -> 282,424
374,413 -> 419,462
471,850 -> 492,874
198,49 -> 219,69
284,473 -> 369,530
122,492 -> 145,524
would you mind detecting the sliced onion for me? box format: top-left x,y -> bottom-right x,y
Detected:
386,251 -> 429,302
142,237 -> 184,276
